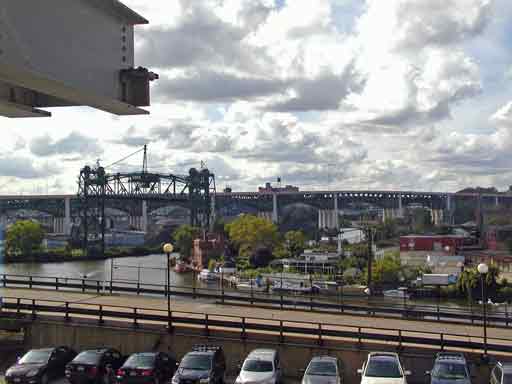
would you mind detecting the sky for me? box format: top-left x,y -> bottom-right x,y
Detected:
2,0 -> 512,195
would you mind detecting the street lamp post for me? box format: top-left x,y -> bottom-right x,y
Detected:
163,243 -> 174,331
477,262 -> 489,358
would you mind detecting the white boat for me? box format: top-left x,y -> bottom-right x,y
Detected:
271,280 -> 317,294
383,288 -> 410,299
197,269 -> 217,282
236,281 -> 268,292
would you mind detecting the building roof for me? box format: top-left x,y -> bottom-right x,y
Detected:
87,0 -> 149,25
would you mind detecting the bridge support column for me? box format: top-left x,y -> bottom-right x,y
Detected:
258,211 -> 273,222
272,193 -> 278,224
398,195 -> 403,218
334,196 -> 339,230
53,217 -> 64,234
64,197 -> 71,235
142,201 -> 148,233
445,195 -> 453,224
496,196 -> 500,207
210,194 -> 216,229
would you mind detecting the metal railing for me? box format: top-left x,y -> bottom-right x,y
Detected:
1,273 -> 510,327
2,296 -> 512,354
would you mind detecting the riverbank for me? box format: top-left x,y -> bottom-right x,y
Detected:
3,245 -> 165,264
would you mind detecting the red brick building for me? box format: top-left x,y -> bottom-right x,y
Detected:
400,235 -> 465,254
192,234 -> 225,270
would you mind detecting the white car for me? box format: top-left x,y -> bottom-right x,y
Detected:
235,349 -> 282,384
358,352 -> 410,384
301,356 -> 342,384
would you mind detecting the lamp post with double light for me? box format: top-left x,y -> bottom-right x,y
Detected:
163,243 -> 174,330
477,262 -> 489,357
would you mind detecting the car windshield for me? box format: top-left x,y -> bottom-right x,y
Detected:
124,354 -> 155,368
19,350 -> 51,364
504,374 -> 512,384
432,362 -> 467,380
365,357 -> 402,378
242,360 -> 274,372
306,361 -> 337,376
73,351 -> 101,365
180,355 -> 211,370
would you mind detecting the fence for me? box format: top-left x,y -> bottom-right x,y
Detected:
1,273 -> 511,327
2,296 -> 512,354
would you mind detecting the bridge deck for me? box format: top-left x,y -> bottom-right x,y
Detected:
1,287 -> 509,342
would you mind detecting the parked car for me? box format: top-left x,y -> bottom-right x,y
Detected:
490,362 -> 512,384
171,345 -> 225,384
426,353 -> 471,384
358,352 -> 410,384
116,352 -> 177,384
5,346 -> 77,384
235,349 -> 282,384
66,348 -> 125,384
301,356 -> 342,384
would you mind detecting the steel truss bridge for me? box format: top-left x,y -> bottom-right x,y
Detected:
77,164 -> 216,253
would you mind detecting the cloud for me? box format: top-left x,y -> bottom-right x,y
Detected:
155,70 -> 288,102
30,132 -> 103,157
111,126 -> 149,147
0,157 -> 59,179
266,66 -> 363,112
136,1 -> 273,73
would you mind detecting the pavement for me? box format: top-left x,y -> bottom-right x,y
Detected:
0,287 -> 509,341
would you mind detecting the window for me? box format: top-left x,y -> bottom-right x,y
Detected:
365,357 -> 402,378
306,362 -> 337,376
74,352 -> 101,365
124,354 -> 156,368
180,355 -> 211,371
242,360 -> 274,373
432,362 -> 467,380
20,350 -> 51,364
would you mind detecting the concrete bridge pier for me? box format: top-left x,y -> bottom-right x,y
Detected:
142,200 -> 148,233
258,211 -> 273,222
272,193 -> 278,224
52,217 -> 65,234
318,209 -> 337,229
444,195 -> 454,224
129,216 -> 143,230
397,195 -> 404,218
431,209 -> 443,226
64,197 -> 71,235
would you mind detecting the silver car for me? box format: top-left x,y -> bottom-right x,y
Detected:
235,349 -> 282,384
301,356 -> 342,384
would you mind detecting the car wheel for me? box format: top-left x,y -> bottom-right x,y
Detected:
41,373 -> 49,384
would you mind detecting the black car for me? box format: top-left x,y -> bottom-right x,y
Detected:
5,346 -> 76,384
66,348 -> 125,384
171,345 -> 226,384
116,352 -> 177,384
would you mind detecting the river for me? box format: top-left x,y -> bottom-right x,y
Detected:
0,253 -> 195,287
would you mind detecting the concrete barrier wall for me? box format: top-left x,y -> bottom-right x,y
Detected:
26,320 -> 500,384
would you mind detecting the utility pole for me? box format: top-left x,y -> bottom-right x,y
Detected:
367,225 -> 373,293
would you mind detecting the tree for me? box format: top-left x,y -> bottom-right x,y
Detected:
225,215 -> 279,258
172,225 -> 200,259
284,230 -> 306,258
6,220 -> 45,256
370,254 -> 401,285
249,246 -> 273,268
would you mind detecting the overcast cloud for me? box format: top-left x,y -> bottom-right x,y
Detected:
1,0 -> 512,194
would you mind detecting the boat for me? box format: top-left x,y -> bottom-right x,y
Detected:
174,261 -> 191,273
197,269 -> 217,282
271,280 -> 318,294
235,279 -> 267,292
383,288 -> 410,299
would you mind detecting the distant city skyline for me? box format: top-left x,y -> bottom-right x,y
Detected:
1,0 -> 512,195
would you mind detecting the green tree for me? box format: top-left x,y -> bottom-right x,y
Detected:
226,215 -> 279,258
172,225 -> 200,259
284,230 -> 306,258
370,254 -> 401,285
6,220 -> 45,256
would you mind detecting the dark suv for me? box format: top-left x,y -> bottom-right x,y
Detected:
426,353 -> 471,384
172,346 -> 226,384
5,347 -> 76,384
66,348 -> 125,384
